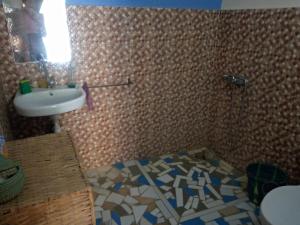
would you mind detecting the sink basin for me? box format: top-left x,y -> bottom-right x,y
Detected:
14,86 -> 86,117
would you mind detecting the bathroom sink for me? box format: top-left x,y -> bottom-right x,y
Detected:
14,86 -> 86,117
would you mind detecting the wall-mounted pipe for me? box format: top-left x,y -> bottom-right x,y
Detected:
88,78 -> 132,89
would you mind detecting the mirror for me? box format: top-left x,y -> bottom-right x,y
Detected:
2,0 -> 71,63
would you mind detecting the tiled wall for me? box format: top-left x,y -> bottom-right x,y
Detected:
0,43 -> 11,139
211,9 -> 300,182
0,78 -> 11,140
0,6 -> 299,181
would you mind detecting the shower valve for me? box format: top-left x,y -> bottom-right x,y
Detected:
223,75 -> 248,87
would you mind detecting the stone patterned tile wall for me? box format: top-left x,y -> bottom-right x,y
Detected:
60,7 -> 218,169
0,6 -> 299,181
0,77 -> 11,140
210,9 -> 300,182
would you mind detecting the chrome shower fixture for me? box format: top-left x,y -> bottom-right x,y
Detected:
223,75 -> 248,87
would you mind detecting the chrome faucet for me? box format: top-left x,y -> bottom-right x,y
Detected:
38,55 -> 56,88
223,75 -> 248,87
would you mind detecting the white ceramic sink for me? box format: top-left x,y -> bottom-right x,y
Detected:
14,86 -> 86,117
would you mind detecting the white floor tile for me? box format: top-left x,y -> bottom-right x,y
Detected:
187,169 -> 194,177
143,165 -> 151,172
153,160 -> 164,167
198,188 -> 205,200
130,175 -> 140,182
142,186 -> 159,199
88,178 -> 98,184
102,210 -> 111,224
193,164 -> 202,171
169,217 -> 178,225
151,208 -> 160,216
124,195 -> 138,205
198,177 -> 206,186
157,174 -> 174,183
160,163 -> 171,170
188,184 -> 201,190
204,172 -> 212,184
102,180 -> 113,189
157,217 -> 165,224
201,211 -> 221,222
221,184 -> 240,190
192,197 -> 199,209
86,170 -> 98,178
132,205 -> 147,223
106,168 -> 120,180
138,185 -> 149,194
156,212 -> 163,218
95,211 -> 101,219
235,202 -> 255,211
158,168 -> 173,177
182,209 -> 195,217
184,197 -> 194,209
155,200 -> 172,219
228,220 -> 242,225
149,165 -> 160,173
204,199 -> 224,208
120,215 -> 135,225
248,211 -> 260,225
206,198 -> 214,203
220,187 -> 235,196
124,160 -> 136,167
106,192 -> 125,205
177,165 -> 188,173
206,184 -> 222,199
161,185 -> 172,191
196,164 -> 209,170
95,195 -> 106,206
93,187 -> 111,196
221,177 -> 231,184
175,188 -> 183,207
209,167 -> 216,174
224,212 -> 249,221
206,221 -> 219,225
140,217 -> 152,225
164,191 -> 174,199
169,162 -> 183,165
187,180 -> 198,185
95,206 -> 103,212
130,187 -> 140,196
173,176 -> 181,187
121,203 -> 133,214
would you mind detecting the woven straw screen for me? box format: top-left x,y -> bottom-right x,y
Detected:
0,133 -> 95,225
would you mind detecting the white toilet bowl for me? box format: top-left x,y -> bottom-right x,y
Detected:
260,185 -> 300,225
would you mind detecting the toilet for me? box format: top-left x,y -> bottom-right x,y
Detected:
260,185 -> 300,225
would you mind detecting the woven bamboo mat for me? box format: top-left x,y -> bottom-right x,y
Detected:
1,132 -> 88,211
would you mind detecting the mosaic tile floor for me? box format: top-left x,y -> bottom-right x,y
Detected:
85,150 -> 261,225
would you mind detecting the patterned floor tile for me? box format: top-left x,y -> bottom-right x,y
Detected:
85,150 -> 261,225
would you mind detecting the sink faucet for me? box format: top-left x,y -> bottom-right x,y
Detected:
47,76 -> 57,89
38,55 -> 57,88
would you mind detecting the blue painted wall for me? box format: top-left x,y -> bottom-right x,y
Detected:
65,0 -> 222,10
0,0 -> 222,10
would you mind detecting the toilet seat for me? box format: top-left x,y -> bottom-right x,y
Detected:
260,185 -> 300,225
